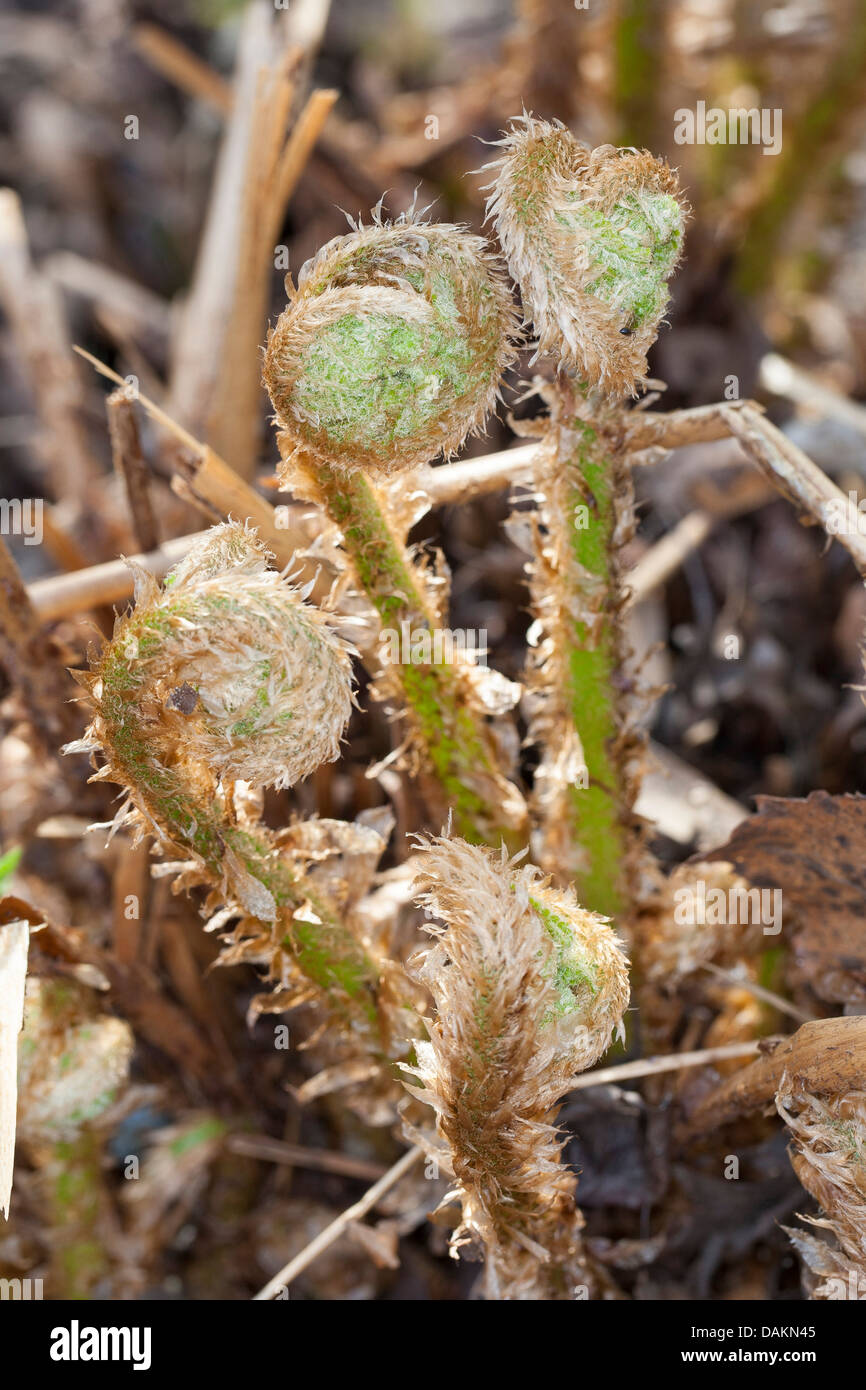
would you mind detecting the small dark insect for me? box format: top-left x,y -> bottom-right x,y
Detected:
166,682 -> 199,715
619,324 -> 634,336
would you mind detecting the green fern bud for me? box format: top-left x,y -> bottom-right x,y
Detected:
263,214 -> 517,474
488,115 -> 688,395
17,978 -> 132,1146
66,523 -> 389,1044
84,522 -> 354,811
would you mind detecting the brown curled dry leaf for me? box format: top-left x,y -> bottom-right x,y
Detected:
700,791 -> 866,1005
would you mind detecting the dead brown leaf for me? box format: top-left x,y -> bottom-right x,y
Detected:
676,1015 -> 866,1142
701,791 -> 866,1003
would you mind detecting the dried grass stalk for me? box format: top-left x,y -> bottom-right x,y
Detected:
0,918 -> 28,1218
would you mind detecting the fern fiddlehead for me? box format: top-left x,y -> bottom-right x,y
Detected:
778,1084 -> 866,1301
68,523 -> 395,1048
402,834 -> 630,1299
263,213 -> 527,849
17,976 -> 133,1298
489,116 -> 688,918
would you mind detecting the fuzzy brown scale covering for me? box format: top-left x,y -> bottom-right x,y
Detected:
282,438 -> 450,685
635,851 -> 782,1056
84,784 -> 419,1125
208,790 -> 439,1123
162,812 -> 423,1127
215,901 -> 423,1128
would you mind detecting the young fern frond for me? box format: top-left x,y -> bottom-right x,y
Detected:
264,216 -> 515,476
487,114 -> 685,396
401,834 -> 629,1300
263,212 -> 527,849
778,1084 -> 866,1300
67,523 -> 407,1073
17,977 -> 133,1297
489,116 -> 688,918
